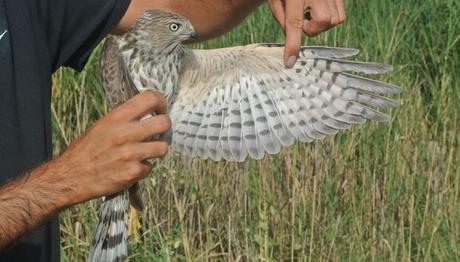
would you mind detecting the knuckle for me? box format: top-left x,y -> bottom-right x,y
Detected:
126,164 -> 144,181
286,17 -> 304,30
119,148 -> 135,161
112,132 -> 128,146
132,164 -> 145,176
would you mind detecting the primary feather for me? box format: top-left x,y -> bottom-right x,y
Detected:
90,9 -> 401,261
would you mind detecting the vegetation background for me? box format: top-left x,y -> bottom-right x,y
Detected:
53,0 -> 459,261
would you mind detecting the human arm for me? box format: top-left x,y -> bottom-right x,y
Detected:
0,91 -> 170,249
114,0 -> 265,40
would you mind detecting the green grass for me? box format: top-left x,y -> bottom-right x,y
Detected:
54,1 -> 459,261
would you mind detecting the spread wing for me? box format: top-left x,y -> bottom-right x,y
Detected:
170,44 -> 401,162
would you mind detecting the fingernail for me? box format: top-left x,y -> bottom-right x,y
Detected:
286,56 -> 297,68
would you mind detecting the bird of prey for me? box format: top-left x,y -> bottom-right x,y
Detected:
89,9 -> 401,261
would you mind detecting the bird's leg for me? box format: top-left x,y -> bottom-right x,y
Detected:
128,181 -> 144,244
128,206 -> 142,243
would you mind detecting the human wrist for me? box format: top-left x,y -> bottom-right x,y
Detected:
27,159 -> 79,211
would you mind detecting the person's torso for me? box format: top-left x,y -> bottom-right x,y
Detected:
0,0 -> 59,260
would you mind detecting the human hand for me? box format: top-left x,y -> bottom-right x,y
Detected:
268,0 -> 346,67
47,91 -> 171,206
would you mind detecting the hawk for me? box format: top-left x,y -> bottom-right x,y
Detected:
89,9 -> 401,261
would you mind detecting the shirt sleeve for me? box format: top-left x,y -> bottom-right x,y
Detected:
40,0 -> 131,71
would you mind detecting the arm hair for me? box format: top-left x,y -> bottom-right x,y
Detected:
0,162 -> 72,249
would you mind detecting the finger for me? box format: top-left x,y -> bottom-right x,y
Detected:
110,91 -> 167,121
303,0 -> 332,37
112,114 -> 171,144
136,114 -> 171,140
335,0 -> 346,23
284,0 -> 305,68
326,0 -> 340,26
117,140 -> 169,163
268,0 -> 286,30
136,141 -> 170,160
125,162 -> 151,184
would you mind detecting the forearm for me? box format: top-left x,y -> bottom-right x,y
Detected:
0,92 -> 170,249
0,161 -> 70,249
116,0 -> 265,40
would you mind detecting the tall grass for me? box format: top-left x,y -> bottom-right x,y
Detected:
54,1 -> 459,261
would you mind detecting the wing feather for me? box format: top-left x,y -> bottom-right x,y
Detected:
170,44 -> 401,161
240,95 -> 265,160
254,77 -> 295,147
246,74 -> 281,154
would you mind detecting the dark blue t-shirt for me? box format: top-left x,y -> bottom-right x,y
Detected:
0,0 -> 130,260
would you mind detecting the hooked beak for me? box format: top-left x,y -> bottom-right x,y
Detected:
189,31 -> 198,39
187,24 -> 197,39
181,31 -> 198,41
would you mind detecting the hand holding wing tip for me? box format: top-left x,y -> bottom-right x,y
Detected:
268,0 -> 346,67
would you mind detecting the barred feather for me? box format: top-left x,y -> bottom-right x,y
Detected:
88,192 -> 129,262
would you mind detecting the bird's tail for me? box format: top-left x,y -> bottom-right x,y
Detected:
88,190 -> 130,262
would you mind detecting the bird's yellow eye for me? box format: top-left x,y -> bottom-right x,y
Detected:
169,23 -> 180,32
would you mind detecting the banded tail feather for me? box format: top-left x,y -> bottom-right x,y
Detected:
88,192 -> 129,262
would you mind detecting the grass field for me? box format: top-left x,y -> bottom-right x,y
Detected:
53,1 -> 459,261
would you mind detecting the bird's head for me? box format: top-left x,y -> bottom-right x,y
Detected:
126,10 -> 197,53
